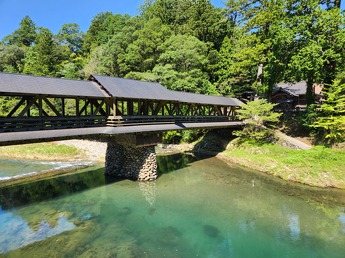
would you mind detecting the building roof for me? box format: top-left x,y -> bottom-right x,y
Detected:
171,91 -> 243,106
0,72 -> 107,98
90,74 -> 178,101
273,81 -> 307,96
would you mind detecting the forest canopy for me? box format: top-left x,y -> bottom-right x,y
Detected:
1,0 -> 344,143
1,0 -> 343,96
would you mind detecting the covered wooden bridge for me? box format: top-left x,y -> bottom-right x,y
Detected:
0,72 -> 243,145
0,72 -> 244,181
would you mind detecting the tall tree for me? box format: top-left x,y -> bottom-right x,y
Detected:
97,19 -> 140,77
124,18 -> 173,73
186,0 -> 229,49
153,34 -> 216,94
0,45 -> 26,73
223,0 -> 289,97
83,13 -> 131,53
2,16 -> 36,47
56,23 -> 84,53
287,1 -> 345,105
23,28 -> 68,76
311,73 -> 345,144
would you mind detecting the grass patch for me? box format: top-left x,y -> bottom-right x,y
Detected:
0,143 -> 82,161
222,141 -> 345,189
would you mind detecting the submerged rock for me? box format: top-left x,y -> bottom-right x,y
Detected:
155,226 -> 183,246
203,224 -> 220,238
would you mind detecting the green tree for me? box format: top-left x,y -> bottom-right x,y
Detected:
222,0 -> 290,97
97,19 -> 139,76
234,99 -> 281,142
186,0 -> 229,49
287,2 -> 345,105
123,18 -> 172,73
0,45 -> 26,73
216,29 -> 265,96
2,16 -> 36,46
23,28 -> 69,76
153,34 -> 216,94
56,23 -> 84,53
83,13 -> 131,53
311,75 -> 345,145
58,53 -> 84,79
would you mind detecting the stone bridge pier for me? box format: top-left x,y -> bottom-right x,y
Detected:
104,133 -> 162,181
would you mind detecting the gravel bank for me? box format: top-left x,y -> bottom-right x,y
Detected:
56,140 -> 107,162
56,140 -> 194,162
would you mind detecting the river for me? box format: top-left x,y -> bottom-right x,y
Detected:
0,153 -> 344,257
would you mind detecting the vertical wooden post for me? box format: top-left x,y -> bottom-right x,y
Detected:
27,98 -> 31,117
128,100 -> 133,115
113,98 -> 117,116
62,98 -> 65,117
76,97 -> 79,116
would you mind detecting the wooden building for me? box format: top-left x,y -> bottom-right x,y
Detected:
271,81 -> 323,111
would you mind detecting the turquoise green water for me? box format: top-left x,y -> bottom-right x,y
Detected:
0,154 -> 345,257
0,159 -> 93,180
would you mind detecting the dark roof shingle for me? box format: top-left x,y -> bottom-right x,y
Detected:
0,72 -> 107,97
172,91 -> 243,106
90,74 -> 178,101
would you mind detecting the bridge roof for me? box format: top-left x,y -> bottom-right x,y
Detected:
0,72 -> 107,98
171,91 -> 243,106
90,74 -> 178,101
91,74 -> 243,107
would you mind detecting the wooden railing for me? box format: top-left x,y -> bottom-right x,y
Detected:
0,115 -> 233,133
0,116 -> 107,132
107,115 -> 230,127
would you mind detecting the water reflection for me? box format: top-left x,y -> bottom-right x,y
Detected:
0,168 -> 105,209
0,154 -> 344,257
0,207 -> 75,253
0,159 -> 93,180
156,152 -> 200,175
339,213 -> 345,233
139,181 -> 156,206
288,214 -> 300,241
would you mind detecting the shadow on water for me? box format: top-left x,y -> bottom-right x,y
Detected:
0,152 -> 206,210
192,129 -> 234,155
0,168 -> 113,210
157,152 -> 211,175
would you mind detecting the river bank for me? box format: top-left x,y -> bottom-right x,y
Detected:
217,143 -> 345,189
0,138 -> 344,189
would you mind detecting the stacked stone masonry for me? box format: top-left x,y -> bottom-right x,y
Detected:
105,142 -> 158,181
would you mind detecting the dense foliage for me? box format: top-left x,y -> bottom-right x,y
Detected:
234,99 -> 281,142
311,73 -> 345,144
1,0 -> 344,143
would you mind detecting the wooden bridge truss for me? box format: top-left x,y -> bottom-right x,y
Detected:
0,73 -> 243,134
0,95 -> 237,133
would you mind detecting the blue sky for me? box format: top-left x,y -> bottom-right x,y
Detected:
0,0 -> 225,40
1,0 -> 344,41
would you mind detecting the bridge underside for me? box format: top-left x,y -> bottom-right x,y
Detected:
0,121 -> 243,146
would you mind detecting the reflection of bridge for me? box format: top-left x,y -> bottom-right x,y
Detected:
0,72 -> 243,180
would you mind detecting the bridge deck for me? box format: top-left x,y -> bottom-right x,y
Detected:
0,121 -> 243,146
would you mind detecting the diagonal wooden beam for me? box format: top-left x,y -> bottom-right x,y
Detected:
33,101 -> 49,117
7,97 -> 27,118
79,99 -> 90,116
43,98 -> 62,116
17,96 -> 38,117
153,101 -> 165,115
91,99 -> 106,116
